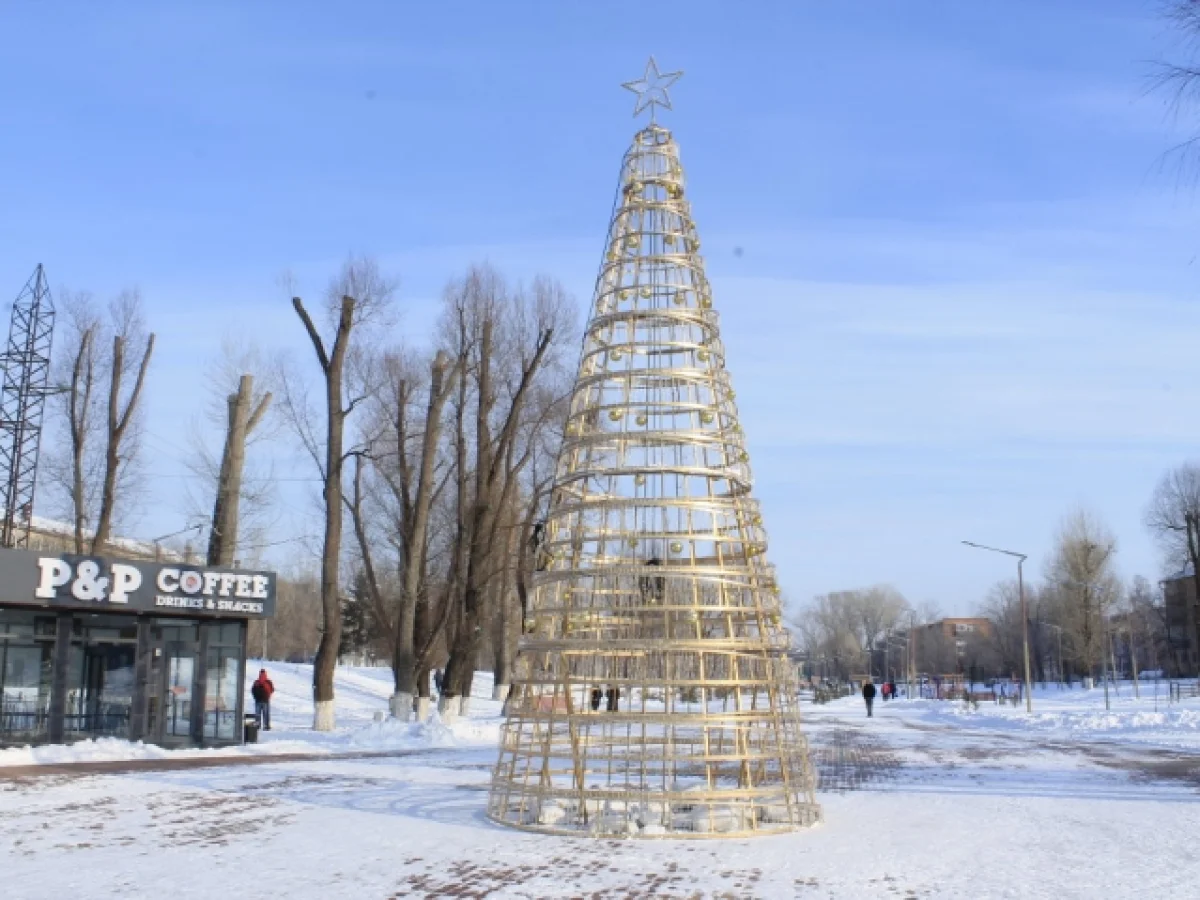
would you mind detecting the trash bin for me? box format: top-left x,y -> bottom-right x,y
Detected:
244,714 -> 260,744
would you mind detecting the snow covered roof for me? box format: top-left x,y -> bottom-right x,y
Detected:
20,513 -> 189,561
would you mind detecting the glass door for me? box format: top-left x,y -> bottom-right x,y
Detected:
64,615 -> 138,741
164,647 -> 195,739
149,621 -> 200,745
77,645 -> 135,738
203,622 -> 244,742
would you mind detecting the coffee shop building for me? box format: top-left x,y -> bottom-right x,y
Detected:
0,546 -> 275,748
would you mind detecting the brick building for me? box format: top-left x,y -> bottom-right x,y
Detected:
1162,570 -> 1199,675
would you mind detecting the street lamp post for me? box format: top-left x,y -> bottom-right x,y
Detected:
963,540 -> 1034,713
151,522 -> 206,562
908,609 -> 917,700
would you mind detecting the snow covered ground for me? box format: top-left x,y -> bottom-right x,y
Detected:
913,681 -> 1200,751
0,661 -> 500,767
2,669 -> 1199,898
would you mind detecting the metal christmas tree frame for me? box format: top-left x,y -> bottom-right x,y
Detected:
487,61 -> 820,838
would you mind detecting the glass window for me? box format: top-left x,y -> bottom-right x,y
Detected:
208,622 -> 244,647
204,647 -> 240,740
0,610 -> 55,744
63,614 -> 139,741
72,615 -> 138,643
165,652 -> 194,738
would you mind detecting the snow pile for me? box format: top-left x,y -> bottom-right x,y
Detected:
0,712 -> 501,768
913,693 -> 1200,748
342,714 -> 501,751
0,662 -> 504,767
0,736 -> 322,768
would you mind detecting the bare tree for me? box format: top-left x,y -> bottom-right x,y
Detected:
1045,509 -> 1121,682
1124,574 -> 1169,679
207,374 -> 272,566
47,292 -> 104,553
437,268 -> 570,716
351,344 -> 461,719
500,439 -> 559,704
980,580 -> 1026,678
1145,462 -> 1200,671
392,350 -> 458,717
1155,2 -> 1200,183
792,586 -> 909,681
49,291 -> 158,555
292,294 -> 354,732
285,256 -> 395,731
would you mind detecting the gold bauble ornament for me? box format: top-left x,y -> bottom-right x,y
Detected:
619,289 -> 630,300
639,287 -> 651,298
635,413 -> 648,426
610,349 -> 623,360
634,474 -> 646,486
700,411 -> 715,424
608,409 -> 624,421
700,297 -> 713,309
696,349 -> 710,362
669,540 -> 683,554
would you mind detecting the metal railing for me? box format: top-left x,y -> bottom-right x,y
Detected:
1168,680 -> 1200,702
0,699 -> 49,741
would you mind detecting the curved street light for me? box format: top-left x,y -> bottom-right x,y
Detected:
962,540 -> 1033,713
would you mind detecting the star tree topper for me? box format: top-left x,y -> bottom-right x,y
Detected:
622,57 -> 682,123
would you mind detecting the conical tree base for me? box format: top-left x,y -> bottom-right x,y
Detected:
487,124 -> 820,838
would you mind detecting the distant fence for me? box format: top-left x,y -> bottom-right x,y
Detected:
1169,680 -> 1200,702
810,683 -> 855,704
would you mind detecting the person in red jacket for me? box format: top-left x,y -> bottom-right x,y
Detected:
251,669 -> 275,730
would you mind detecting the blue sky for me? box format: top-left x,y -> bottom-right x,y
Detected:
2,1 -> 1198,613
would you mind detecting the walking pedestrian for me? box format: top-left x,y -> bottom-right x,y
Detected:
862,679 -> 876,718
251,669 -> 275,731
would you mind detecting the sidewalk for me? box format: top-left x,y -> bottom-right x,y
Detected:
0,747 -> 428,780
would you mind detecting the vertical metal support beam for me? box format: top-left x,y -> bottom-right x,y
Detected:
235,620 -> 248,744
128,618 -> 152,742
47,612 -> 73,743
193,623 -> 211,744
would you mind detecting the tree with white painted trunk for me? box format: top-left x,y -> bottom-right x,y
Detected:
346,344 -> 461,720
437,267 -> 572,717
283,257 -> 395,731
